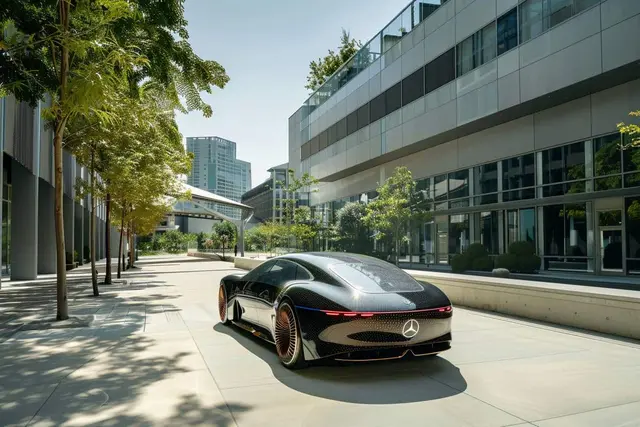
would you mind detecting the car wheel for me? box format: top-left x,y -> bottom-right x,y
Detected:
218,284 -> 230,325
274,301 -> 306,369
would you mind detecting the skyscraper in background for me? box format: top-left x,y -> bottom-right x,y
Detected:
186,136 -> 251,219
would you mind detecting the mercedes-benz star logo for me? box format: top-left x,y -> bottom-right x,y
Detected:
402,319 -> 419,338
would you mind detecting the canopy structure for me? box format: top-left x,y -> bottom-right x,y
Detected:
168,182 -> 254,256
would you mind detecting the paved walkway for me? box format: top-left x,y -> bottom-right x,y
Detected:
1,255 -> 640,426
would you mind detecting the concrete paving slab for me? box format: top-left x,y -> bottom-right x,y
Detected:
534,400 -> 640,426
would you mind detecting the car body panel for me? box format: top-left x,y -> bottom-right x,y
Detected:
219,252 -> 452,362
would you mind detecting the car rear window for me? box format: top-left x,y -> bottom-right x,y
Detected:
329,263 -> 424,294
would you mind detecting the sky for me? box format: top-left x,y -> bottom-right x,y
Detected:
176,0 -> 410,187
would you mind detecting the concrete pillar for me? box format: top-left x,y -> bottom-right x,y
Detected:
238,220 -> 245,257
74,202 -> 83,265
11,161 -> 38,280
37,179 -> 56,274
64,195 -> 74,267
83,206 -> 90,263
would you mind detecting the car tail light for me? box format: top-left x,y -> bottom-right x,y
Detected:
320,305 -> 452,317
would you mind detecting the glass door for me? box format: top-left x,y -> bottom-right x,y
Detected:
423,220 -> 434,265
435,215 -> 448,264
598,210 -> 624,273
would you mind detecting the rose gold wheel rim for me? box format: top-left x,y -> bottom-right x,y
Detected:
218,286 -> 227,321
275,304 -> 297,364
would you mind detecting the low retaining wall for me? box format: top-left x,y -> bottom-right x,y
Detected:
409,270 -> 640,341
232,257 -> 640,340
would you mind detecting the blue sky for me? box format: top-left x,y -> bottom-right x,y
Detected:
176,0 -> 410,186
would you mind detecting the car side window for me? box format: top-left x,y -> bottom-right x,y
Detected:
268,260 -> 297,284
295,264 -> 312,280
243,261 -> 275,284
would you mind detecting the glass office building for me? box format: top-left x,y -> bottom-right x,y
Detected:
288,0 -> 640,275
186,136 -> 252,220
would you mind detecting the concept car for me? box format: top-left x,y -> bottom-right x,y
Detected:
217,252 -> 452,369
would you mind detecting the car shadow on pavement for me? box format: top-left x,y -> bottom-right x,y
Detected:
213,323 -> 467,405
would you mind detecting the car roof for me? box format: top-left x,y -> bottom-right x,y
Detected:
280,252 -> 392,270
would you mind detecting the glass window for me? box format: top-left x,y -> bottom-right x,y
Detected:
415,177 -> 432,202
479,211 -> 499,254
448,169 -> 469,199
370,93 -> 386,123
433,174 -> 448,201
520,208 -> 536,244
413,1 -> 441,26
626,197 -> 640,273
243,260 -> 276,282
575,0 -> 601,13
385,82 -> 402,114
474,162 -> 498,195
456,22 -> 497,77
549,0 -> 572,27
565,204 -> 587,257
382,14 -> 403,53
544,205 -> 564,256
593,133 -> 622,191
541,141 -> 585,196
356,103 -> 370,130
319,129 -> 328,150
623,137 -> 640,173
346,110 -> 358,135
503,154 -> 535,201
425,48 -> 455,94
449,214 -> 469,255
497,8 -> 518,56
330,263 -> 423,293
519,0 -> 547,43
402,67 -> 425,107
336,117 -> 347,141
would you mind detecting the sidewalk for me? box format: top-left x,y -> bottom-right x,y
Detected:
0,255 -> 240,426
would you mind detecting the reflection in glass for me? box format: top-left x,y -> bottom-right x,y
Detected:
625,197 -> 640,273
497,7 -> 518,56
623,141 -> 640,173
506,210 -> 518,247
544,204 -> 564,256
449,214 -> 469,256
519,208 -> 536,245
434,174 -> 447,201
448,169 -> 469,199
503,154 -> 535,191
413,1 -> 441,27
601,229 -> 623,270
565,204 -> 587,257
479,211 -> 499,254
436,215 -> 448,264
541,141 -> 585,196
599,210 -> 622,227
382,13 -> 403,53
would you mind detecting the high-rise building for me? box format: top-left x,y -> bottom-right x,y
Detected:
288,0 -> 640,276
186,136 -> 251,219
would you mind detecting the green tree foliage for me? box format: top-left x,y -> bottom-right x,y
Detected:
334,202 -> 370,253
212,221 -> 237,259
364,166 -> 430,265
618,110 -> 640,148
157,230 -> 188,254
305,29 -> 362,92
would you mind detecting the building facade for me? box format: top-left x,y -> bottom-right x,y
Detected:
240,163 -> 290,223
288,0 -> 640,276
186,136 -> 251,219
0,96 -> 119,281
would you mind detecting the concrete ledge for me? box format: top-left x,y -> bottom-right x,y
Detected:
408,270 -> 640,341
231,257 -> 640,340
187,252 -> 223,261
234,257 -> 264,270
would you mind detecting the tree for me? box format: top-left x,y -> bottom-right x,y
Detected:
1,0 -> 147,319
334,202 -> 371,253
618,110 -> 640,148
212,221 -> 237,259
277,169 -> 318,250
363,167 -> 429,265
305,29 -> 362,92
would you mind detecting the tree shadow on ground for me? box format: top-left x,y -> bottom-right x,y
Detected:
213,323 -> 467,405
0,310 -> 250,426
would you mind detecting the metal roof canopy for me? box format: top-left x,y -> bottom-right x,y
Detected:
166,182 -> 254,256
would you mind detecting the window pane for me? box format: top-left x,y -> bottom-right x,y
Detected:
503,153 -> 535,190
594,133 -> 622,176
497,8 -> 518,55
626,197 -> 640,271
370,93 -> 386,123
542,141 -> 585,184
474,162 -> 498,194
544,204 -> 564,255
575,0 -> 601,13
356,103 -> 369,130
426,48 -> 455,93
565,203 -> 587,257
519,0 -> 547,43
456,36 -> 474,77
481,22 -> 497,64
448,169 -> 469,199
520,208 -> 536,245
434,174 -> 447,201
449,214 -> 469,255
402,67 -> 425,106
382,14 -> 403,53
385,82 -> 402,114
346,110 -> 358,135
623,141 -> 640,173
319,129 -> 328,150
336,117 -> 347,141
549,0 -> 573,27
479,211 -> 499,254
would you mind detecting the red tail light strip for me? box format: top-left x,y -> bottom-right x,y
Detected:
320,305 -> 452,317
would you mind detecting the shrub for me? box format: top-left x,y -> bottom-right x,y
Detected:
518,254 -> 541,273
494,253 -> 518,271
466,243 -> 488,260
451,253 -> 471,273
508,241 -> 535,257
472,256 -> 494,271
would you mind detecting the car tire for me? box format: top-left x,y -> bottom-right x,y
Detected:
218,284 -> 231,325
274,301 -> 306,369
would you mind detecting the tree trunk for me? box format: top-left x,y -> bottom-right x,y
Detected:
117,204 -> 125,279
129,220 -> 134,268
104,193 -> 112,284
90,152 -> 99,296
54,0 -> 71,321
